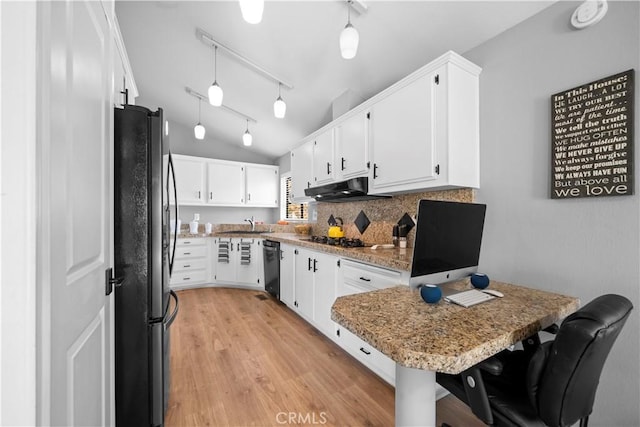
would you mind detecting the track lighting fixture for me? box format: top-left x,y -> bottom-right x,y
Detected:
208,46 -> 223,106
340,0 -> 359,59
239,0 -> 264,24
194,98 -> 205,140
273,83 -> 286,119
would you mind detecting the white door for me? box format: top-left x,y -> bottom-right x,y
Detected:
290,140 -> 313,202
313,130 -> 334,185
236,240 -> 259,286
215,238 -> 237,283
312,252 -> 338,337
39,0 -> 114,425
370,74 -> 437,190
245,164 -> 279,207
279,244 -> 295,307
207,160 -> 245,206
294,248 -> 315,321
336,111 -> 370,180
172,156 -> 205,204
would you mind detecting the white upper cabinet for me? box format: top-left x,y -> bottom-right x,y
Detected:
312,130 -> 335,186
369,55 -> 481,194
335,110 -> 370,180
290,51 -> 480,196
172,154 -> 278,207
207,160 -> 245,206
173,156 -> 206,204
245,164 -> 279,207
370,72 -> 438,192
113,15 -> 137,107
290,140 -> 314,202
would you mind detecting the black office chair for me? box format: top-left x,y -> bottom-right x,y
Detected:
437,294 -> 633,427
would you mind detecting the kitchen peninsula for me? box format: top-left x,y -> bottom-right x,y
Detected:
331,280 -> 580,426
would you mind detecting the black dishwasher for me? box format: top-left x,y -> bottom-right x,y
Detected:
263,240 -> 280,299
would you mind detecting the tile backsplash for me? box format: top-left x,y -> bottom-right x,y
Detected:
314,188 -> 475,246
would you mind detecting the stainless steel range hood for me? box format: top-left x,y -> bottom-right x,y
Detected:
304,177 -> 391,203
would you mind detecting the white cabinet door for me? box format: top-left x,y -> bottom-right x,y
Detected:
173,156 -> 205,204
113,16 -> 137,107
246,164 -> 279,207
312,251 -> 338,337
370,73 -> 437,193
336,111 -> 369,180
279,244 -> 295,307
207,160 -> 245,206
236,239 -> 259,286
293,247 -> 315,322
290,141 -> 314,202
313,130 -> 335,186
214,238 -> 261,288
214,238 -> 237,283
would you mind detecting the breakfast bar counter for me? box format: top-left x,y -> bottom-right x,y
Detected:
331,280 -> 580,426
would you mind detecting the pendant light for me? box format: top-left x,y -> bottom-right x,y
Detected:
194,98 -> 205,140
273,82 -> 286,119
340,0 -> 359,60
239,0 -> 264,24
208,46 -> 224,106
242,119 -> 253,146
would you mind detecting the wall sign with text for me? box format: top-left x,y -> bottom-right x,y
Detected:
551,70 -> 634,199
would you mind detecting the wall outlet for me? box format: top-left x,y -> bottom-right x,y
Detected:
194,213 -> 200,221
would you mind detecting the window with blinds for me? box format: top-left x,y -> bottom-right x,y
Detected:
282,175 -> 308,220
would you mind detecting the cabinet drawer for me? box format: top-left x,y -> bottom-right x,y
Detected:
175,246 -> 206,259
341,259 -> 402,291
176,238 -> 206,247
172,258 -> 206,272
339,327 -> 395,384
169,269 -> 207,285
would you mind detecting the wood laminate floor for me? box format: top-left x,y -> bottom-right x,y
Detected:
166,287 -> 484,426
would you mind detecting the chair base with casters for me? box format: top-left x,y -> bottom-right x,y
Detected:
436,294 -> 633,427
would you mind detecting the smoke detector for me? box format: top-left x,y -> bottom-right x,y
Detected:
571,0 -> 608,29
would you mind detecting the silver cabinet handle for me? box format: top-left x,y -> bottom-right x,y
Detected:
359,347 -> 371,355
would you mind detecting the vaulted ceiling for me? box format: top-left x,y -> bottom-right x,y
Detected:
116,1 -> 555,161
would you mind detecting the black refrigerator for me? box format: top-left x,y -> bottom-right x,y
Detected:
114,104 -> 179,427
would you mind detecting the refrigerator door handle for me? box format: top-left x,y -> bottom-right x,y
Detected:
165,290 -> 179,328
168,153 -> 179,275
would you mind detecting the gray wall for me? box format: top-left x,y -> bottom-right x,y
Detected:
465,2 -> 639,426
136,97 -> 281,224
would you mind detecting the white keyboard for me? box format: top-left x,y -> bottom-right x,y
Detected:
445,289 -> 495,308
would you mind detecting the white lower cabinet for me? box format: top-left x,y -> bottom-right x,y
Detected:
292,248 -> 337,337
214,238 -> 263,289
338,326 -> 396,386
279,243 -> 295,307
334,259 -> 409,386
169,238 -> 210,289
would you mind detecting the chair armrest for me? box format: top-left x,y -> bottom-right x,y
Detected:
461,366 -> 494,425
477,357 -> 504,376
543,323 -> 559,334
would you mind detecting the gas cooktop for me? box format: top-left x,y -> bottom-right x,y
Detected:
308,235 -> 367,248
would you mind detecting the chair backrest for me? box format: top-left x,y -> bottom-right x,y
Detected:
527,294 -> 633,427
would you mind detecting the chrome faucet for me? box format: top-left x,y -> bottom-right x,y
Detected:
244,215 -> 255,231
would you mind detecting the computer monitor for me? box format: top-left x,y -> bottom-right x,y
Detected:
409,200 -> 487,289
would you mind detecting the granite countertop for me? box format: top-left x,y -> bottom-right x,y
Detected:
331,280 -> 580,375
174,231 -> 413,271
259,233 -> 413,272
